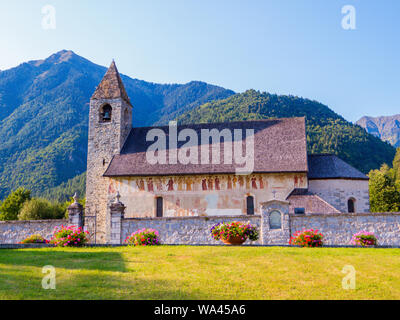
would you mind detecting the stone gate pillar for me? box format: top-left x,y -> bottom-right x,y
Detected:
68,193 -> 84,229
109,192 -> 126,245
260,199 -> 290,245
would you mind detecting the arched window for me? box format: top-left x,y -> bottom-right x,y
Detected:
348,198 -> 355,213
246,196 -> 254,215
269,210 -> 282,229
156,197 -> 163,217
100,104 -> 112,122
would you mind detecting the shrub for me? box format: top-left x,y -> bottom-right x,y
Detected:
0,188 -> 31,221
50,225 -> 89,247
289,229 -> 324,247
351,231 -> 378,247
20,234 -> 48,244
125,228 -> 160,246
51,202 -> 68,219
210,221 -> 259,242
18,198 -> 65,220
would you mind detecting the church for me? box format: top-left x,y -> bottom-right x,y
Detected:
85,62 -> 370,243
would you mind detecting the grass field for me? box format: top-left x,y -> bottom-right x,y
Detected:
1,246 -> 400,300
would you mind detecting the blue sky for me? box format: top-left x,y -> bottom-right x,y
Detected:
0,0 -> 399,122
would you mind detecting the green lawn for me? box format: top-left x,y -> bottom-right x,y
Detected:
1,246 -> 400,300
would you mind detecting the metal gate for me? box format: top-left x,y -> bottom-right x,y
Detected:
84,211 -> 97,244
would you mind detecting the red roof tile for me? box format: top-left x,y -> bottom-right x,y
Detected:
288,191 -> 341,214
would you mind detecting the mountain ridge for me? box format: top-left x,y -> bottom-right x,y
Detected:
0,50 -> 396,201
356,114 -> 400,148
0,50 -> 235,199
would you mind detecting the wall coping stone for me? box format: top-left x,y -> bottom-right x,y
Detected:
0,219 -> 68,225
123,215 -> 261,222
290,212 -> 400,218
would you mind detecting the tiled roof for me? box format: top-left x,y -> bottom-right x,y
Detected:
91,61 -> 131,105
287,190 -> 341,214
307,154 -> 368,180
104,117 -> 308,176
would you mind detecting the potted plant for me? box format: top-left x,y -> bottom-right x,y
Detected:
125,228 -> 160,246
20,234 -> 49,244
351,231 -> 378,247
210,221 -> 259,245
289,229 -> 324,247
50,225 -> 89,247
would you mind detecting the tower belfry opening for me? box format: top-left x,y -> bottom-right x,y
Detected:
100,104 -> 112,122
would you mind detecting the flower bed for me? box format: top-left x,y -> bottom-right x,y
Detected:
210,221 -> 259,244
125,228 -> 160,246
50,225 -> 89,247
289,229 -> 324,247
351,231 -> 378,247
20,234 -> 49,244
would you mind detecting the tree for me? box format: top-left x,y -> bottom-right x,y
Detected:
18,198 -> 65,221
0,188 -> 31,221
369,164 -> 400,212
393,148 -> 400,181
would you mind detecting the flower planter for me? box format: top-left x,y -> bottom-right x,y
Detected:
351,231 -> 378,247
222,236 -> 246,246
211,222 -> 259,245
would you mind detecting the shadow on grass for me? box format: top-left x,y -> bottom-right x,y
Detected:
0,250 -> 126,272
0,269 -> 201,300
58,273 -> 200,299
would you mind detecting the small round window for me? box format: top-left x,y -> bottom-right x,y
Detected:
269,210 -> 282,229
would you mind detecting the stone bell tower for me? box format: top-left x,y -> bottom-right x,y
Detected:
85,61 -> 132,243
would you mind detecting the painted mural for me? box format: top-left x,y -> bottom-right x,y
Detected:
108,173 -> 307,218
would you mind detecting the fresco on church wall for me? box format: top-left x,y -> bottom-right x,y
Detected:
108,173 -> 307,218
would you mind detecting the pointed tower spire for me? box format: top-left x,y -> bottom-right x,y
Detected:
91,61 -> 131,105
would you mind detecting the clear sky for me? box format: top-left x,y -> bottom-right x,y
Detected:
0,0 -> 399,122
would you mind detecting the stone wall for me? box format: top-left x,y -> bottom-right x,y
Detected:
120,211 -> 400,246
0,220 -> 67,244
2,212 -> 400,246
290,213 -> 400,245
121,215 -> 262,245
